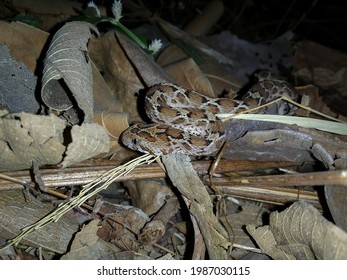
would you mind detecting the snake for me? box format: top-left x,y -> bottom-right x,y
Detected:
121,71 -> 297,156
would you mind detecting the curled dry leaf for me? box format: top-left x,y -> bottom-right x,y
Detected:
94,111 -> 129,140
249,201 -> 347,259
41,21 -> 99,123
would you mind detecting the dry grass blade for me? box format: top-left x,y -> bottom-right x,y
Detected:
221,114 -> 347,135
0,154 -> 156,252
218,97 -> 347,135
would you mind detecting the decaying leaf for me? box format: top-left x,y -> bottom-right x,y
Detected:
97,202 -> 149,250
163,57 -> 215,97
325,185 -> 347,232
89,30 -> 168,124
0,112 -> 110,171
0,44 -> 40,114
0,190 -> 80,254
0,21 -> 49,72
294,40 -> 347,97
93,111 -> 129,140
0,112 -> 66,171
220,203 -> 268,259
61,123 -> 110,168
246,225 -> 296,260
248,201 -> 347,259
61,220 -> 120,260
125,179 -> 174,216
41,21 -> 99,123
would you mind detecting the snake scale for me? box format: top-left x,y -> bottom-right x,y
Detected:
121,71 -> 297,156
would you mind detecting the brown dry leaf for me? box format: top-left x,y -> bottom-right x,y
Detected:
318,123 -> 347,234
157,18 -> 235,67
294,41 -> 347,119
157,44 -> 241,96
162,154 -> 229,259
41,21 -> 99,123
0,44 -> 40,114
156,19 -> 241,95
294,41 -> 347,94
246,225 -> 296,260
0,21 -> 48,72
94,111 -> 129,140
91,61 -> 124,116
223,121 -> 314,162
0,112 -> 110,171
61,123 -> 110,168
0,190 -> 80,254
0,112 -> 66,171
325,185 -> 347,232
163,57 -> 215,97
61,220 -> 120,260
11,0 -> 81,31
97,204 -> 149,252
89,31 -> 145,123
0,22 -> 117,167
220,203 -> 266,258
125,179 -> 174,216
89,29 -> 171,124
269,201 -> 347,259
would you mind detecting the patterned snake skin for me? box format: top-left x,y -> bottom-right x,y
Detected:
121,71 -> 297,156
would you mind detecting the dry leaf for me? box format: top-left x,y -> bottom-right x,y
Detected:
89,31 -> 144,123
325,185 -> 347,232
41,21 -> 99,123
294,41 -> 347,95
0,112 -> 110,171
0,112 -> 66,171
269,201 -> 347,259
93,111 -> 129,140
89,30 -> 168,124
163,57 -> 215,97
91,61 -> 124,117
0,190 -> 79,254
61,220 -> 120,260
0,44 -> 40,113
246,225 -> 296,260
61,123 -> 110,168
125,179 -> 174,216
0,21 -> 49,71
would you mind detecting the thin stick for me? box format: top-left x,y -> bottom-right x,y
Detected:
207,169 -> 347,187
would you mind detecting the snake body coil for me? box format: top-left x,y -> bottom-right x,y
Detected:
121,72 -> 297,156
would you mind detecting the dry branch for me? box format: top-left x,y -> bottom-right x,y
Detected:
0,158 -> 301,190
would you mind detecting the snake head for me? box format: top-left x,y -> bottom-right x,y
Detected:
121,123 -> 168,156
121,124 -> 150,155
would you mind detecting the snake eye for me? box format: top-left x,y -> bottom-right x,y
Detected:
132,139 -> 137,146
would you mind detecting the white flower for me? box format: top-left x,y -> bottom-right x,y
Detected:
148,39 -> 163,54
112,0 -> 123,22
87,1 -> 100,16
